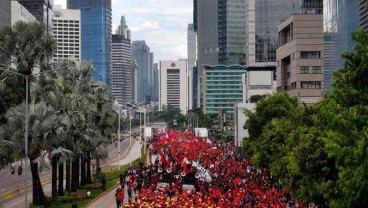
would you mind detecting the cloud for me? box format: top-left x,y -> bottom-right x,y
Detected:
130,20 -> 160,32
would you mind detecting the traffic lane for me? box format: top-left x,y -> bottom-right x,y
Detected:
0,140 -> 131,197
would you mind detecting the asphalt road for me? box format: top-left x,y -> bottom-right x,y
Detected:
0,139 -> 131,198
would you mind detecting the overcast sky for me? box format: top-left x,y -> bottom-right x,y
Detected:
54,0 -> 193,63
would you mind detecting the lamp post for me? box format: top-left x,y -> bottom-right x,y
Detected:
0,66 -> 68,208
113,99 -> 122,171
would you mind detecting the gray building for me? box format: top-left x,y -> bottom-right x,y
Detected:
194,0 -> 246,70
131,59 -> 139,103
187,23 -> 197,109
17,0 -> 54,34
323,0 -> 367,91
245,0 -> 322,70
132,41 -> 154,103
111,35 -> 132,103
0,0 -> 11,28
152,63 -> 159,102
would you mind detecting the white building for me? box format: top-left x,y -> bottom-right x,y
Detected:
159,60 -> 188,115
234,103 -> 256,147
11,1 -> 36,24
243,71 -> 276,103
52,6 -> 81,62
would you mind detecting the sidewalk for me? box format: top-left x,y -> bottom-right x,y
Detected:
87,142 -> 142,208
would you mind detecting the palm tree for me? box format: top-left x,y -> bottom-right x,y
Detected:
3,102 -> 58,205
0,21 -> 56,205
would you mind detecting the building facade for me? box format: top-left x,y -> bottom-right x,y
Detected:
245,0 -> 323,70
187,23 -> 197,110
195,0 -> 247,70
203,65 -> 246,115
111,34 -> 132,103
116,16 -> 131,40
132,41 -> 154,103
0,0 -> 11,28
152,63 -> 159,102
17,0 -> 54,34
11,1 -> 36,24
159,60 -> 188,115
131,59 -> 139,103
323,0 -> 364,91
67,0 -> 112,85
277,14 -> 324,105
52,6 -> 81,62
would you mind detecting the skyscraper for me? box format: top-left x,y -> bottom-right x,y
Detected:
131,59 -> 139,103
116,16 -> 131,40
152,63 -> 159,102
67,0 -> 112,85
245,0 -> 323,70
132,41 -> 154,103
52,6 -> 81,62
187,23 -> 196,110
195,0 -> 246,70
0,0 -> 11,28
111,34 -> 132,103
17,0 -> 54,34
323,0 -> 366,91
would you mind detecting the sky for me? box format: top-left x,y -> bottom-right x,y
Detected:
54,0 -> 193,63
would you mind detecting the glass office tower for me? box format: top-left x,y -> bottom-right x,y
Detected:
67,0 -> 112,85
323,0 -> 360,91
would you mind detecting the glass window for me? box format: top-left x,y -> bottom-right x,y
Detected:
312,66 -> 321,74
300,51 -> 321,59
300,66 -> 309,74
301,81 -> 321,89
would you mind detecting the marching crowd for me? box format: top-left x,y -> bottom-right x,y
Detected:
115,130 -> 305,208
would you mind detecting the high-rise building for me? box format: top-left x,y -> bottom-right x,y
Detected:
245,0 -> 322,70
277,14 -> 324,105
116,16 -> 131,40
52,6 -> 81,62
323,0 -> 367,91
16,0 -> 54,34
111,34 -> 132,103
67,0 -> 112,85
132,41 -> 154,103
159,60 -> 188,115
11,1 -> 36,24
195,0 -> 246,70
131,59 -> 139,103
152,63 -> 159,102
187,23 -> 197,110
0,0 -> 11,28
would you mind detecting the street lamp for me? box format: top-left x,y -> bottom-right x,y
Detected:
113,99 -> 122,171
0,66 -> 68,208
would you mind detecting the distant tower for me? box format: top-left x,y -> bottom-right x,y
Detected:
67,0 -> 112,84
132,41 -> 154,103
187,23 -> 196,110
111,35 -> 132,103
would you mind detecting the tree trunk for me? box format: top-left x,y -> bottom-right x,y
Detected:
71,156 -> 80,192
86,151 -> 92,184
80,156 -> 86,186
58,163 -> 64,196
96,154 -> 101,175
51,158 -> 57,200
30,158 -> 46,205
65,161 -> 71,193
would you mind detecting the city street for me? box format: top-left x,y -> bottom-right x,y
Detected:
0,138 -> 131,206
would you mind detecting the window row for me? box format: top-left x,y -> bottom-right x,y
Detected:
300,66 -> 321,74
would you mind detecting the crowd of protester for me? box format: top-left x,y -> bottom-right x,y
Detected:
116,129 -> 305,208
